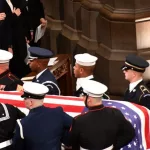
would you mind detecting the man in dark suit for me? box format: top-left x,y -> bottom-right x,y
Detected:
70,80 -> 135,150
0,0 -> 8,51
0,50 -> 23,91
27,0 -> 47,46
122,54 -> 150,109
0,12 -> 6,48
13,82 -> 73,150
27,47 -> 60,95
73,53 -> 109,99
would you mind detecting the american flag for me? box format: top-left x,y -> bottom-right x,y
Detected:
0,91 -> 150,150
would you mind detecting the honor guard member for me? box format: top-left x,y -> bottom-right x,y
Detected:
74,53 -> 109,99
28,47 -> 60,95
70,80 -> 135,150
0,50 -> 23,91
122,54 -> 150,109
13,82 -> 73,150
0,104 -> 25,150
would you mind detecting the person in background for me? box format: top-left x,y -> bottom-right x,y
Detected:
122,54 -> 150,109
70,80 -> 135,150
0,0 -> 11,51
27,47 -> 60,95
13,82 -> 73,150
0,12 -> 6,49
73,53 -> 109,99
4,0 -> 31,78
0,49 -> 23,91
27,0 -> 47,46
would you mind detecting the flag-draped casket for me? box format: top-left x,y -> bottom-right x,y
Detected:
0,91 -> 150,150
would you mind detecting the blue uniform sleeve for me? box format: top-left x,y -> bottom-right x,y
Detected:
139,94 -> 150,109
12,121 -> 25,150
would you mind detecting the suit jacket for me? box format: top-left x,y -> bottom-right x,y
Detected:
0,0 -> 12,50
32,69 -> 60,95
27,0 -> 44,31
124,81 -> 150,109
0,70 -> 23,91
4,0 -> 31,78
13,106 -> 73,150
71,104 -> 135,150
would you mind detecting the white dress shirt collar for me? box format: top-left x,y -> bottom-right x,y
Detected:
76,75 -> 94,90
129,79 -> 142,92
36,69 -> 47,79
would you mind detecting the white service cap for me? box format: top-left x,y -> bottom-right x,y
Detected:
0,50 -> 13,63
80,79 -> 108,97
21,82 -> 49,99
75,53 -> 98,66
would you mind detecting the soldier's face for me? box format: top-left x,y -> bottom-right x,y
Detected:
73,63 -> 82,78
123,69 -> 135,82
28,59 -> 38,72
0,63 -> 9,74
24,99 -> 32,110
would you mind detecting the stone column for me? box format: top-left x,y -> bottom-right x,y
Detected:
58,0 -> 82,55
76,0 -> 102,54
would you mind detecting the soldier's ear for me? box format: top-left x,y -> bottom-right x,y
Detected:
30,100 -> 33,107
80,67 -> 84,74
87,97 -> 92,105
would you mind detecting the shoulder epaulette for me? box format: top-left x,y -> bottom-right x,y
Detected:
139,85 -> 150,94
139,85 -> 150,102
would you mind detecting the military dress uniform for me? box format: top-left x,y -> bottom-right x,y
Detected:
28,47 -> 60,95
0,104 -> 25,150
124,81 -> 150,109
71,80 -> 135,150
74,53 -> 110,99
13,82 -> 73,150
71,105 -> 135,150
0,50 -> 23,91
0,70 -> 23,91
122,54 -> 150,109
32,68 -> 60,95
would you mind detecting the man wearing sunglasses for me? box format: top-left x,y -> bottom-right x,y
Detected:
122,54 -> 150,109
